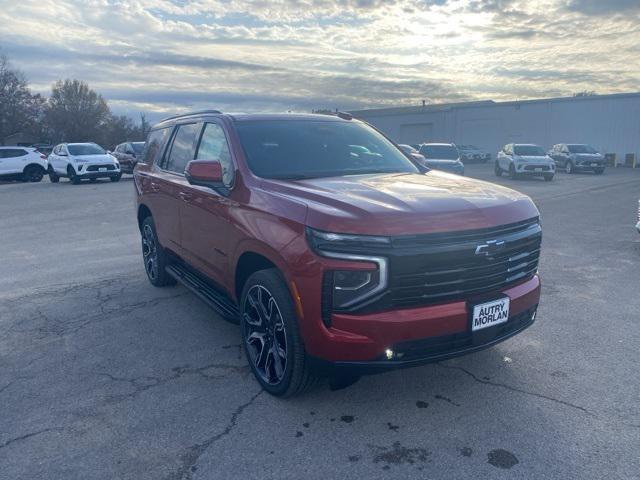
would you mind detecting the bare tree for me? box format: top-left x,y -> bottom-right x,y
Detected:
45,79 -> 111,143
0,55 -> 44,145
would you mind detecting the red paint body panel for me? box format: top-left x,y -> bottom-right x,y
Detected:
135,113 -> 542,364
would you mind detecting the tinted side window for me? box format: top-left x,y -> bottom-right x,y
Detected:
165,123 -> 199,174
0,149 -> 26,158
142,128 -> 171,165
196,123 -> 234,186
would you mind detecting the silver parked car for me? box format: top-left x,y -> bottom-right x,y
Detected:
548,144 -> 606,174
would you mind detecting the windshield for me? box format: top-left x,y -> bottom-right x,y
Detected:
68,144 -> 105,156
514,145 -> 545,156
420,145 -> 459,160
132,142 -> 145,154
567,144 -> 597,154
236,120 -> 419,179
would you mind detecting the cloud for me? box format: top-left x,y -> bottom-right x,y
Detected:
0,0 -> 638,118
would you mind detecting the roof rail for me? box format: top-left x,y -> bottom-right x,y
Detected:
159,109 -> 223,122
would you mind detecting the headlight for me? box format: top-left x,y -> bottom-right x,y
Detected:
306,227 -> 389,311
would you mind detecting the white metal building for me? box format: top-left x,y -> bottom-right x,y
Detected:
350,92 -> 640,163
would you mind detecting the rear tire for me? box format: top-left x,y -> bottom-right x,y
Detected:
241,269 -> 318,397
494,162 -> 502,177
23,165 -> 44,182
140,216 -> 176,287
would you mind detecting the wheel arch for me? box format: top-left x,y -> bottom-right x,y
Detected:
137,204 -> 153,232
22,163 -> 45,173
234,251 -> 280,301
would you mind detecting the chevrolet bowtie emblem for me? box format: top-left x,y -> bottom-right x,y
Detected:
475,239 -> 506,256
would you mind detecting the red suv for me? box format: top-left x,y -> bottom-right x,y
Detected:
134,110 -> 542,397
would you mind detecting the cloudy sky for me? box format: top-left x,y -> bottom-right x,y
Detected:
1,0 -> 639,120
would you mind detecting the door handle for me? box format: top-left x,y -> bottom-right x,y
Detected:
179,192 -> 193,202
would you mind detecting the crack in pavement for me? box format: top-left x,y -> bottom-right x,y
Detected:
95,363 -> 251,404
436,363 -> 594,416
164,390 -> 264,480
0,427 -> 63,450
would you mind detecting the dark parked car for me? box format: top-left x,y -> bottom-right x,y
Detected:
548,144 -> 605,174
416,143 -> 465,175
135,111 -> 542,397
398,144 -> 428,164
112,141 -> 145,174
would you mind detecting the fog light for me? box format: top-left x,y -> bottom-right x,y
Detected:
385,348 -> 394,360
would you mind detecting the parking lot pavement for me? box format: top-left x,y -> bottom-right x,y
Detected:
1,169 -> 639,480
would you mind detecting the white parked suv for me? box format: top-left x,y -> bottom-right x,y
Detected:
48,143 -> 121,184
495,143 -> 555,181
0,146 -> 48,182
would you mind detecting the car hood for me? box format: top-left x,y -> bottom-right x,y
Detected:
73,154 -> 116,163
263,171 -> 539,236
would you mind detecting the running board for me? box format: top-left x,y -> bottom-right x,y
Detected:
166,263 -> 240,324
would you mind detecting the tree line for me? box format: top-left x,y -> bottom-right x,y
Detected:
0,54 -> 149,148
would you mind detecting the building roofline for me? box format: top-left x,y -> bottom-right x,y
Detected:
348,91 -> 640,117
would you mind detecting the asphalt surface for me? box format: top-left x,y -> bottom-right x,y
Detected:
1,166 -> 639,479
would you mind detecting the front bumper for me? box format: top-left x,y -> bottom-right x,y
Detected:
76,163 -> 120,178
311,305 -> 537,375
301,274 -> 541,366
516,164 -> 554,175
574,162 -> 605,170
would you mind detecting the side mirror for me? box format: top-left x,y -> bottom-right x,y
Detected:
185,160 -> 227,193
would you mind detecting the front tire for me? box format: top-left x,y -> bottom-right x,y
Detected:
565,161 -> 574,174
494,162 -> 502,177
23,165 -> 44,182
68,166 -> 81,184
110,173 -> 122,182
241,269 -> 318,397
543,174 -> 554,182
509,163 -> 518,179
594,168 -> 604,175
140,216 -> 176,287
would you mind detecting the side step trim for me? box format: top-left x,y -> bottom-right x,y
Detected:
166,263 -> 240,323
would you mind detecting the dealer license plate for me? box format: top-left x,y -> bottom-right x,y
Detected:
591,163 -> 599,167
99,167 -> 107,172
472,297 -> 510,332
534,167 -> 543,172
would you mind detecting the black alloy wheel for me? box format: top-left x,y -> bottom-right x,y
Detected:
243,285 -> 288,386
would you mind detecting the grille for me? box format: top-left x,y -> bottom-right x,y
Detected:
386,219 -> 540,309
86,164 -> 115,171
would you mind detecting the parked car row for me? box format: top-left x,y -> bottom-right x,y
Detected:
0,140 -> 145,184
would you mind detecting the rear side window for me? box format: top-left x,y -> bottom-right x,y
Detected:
165,123 -> 199,174
196,123 -> 234,186
142,128 -> 171,165
0,149 -> 27,158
